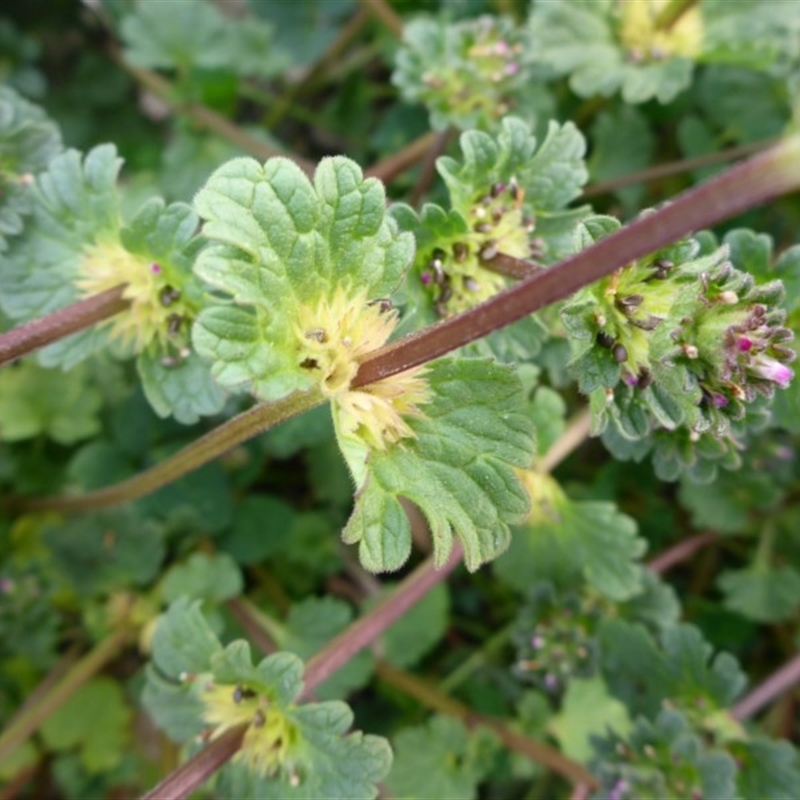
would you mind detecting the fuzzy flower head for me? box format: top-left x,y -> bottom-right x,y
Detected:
76,239 -> 191,354
421,178 -> 535,318
295,286 -> 430,450
199,678 -> 302,784
616,0 -> 703,63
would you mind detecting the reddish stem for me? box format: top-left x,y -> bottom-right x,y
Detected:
0,286 -> 128,368
731,652 -> 800,721
354,136 -> 800,388
647,531 -> 718,574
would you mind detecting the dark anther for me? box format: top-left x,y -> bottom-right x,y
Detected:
612,343 -> 629,363
464,277 -> 480,292
159,286 -> 181,306
597,331 -> 615,348
509,177 -> 521,202
233,685 -> 256,704
452,242 -> 468,262
638,369 -> 653,389
490,182 -> 506,198
300,358 -> 319,369
615,294 -> 643,314
167,313 -> 183,336
253,709 -> 266,728
304,328 -> 327,343
479,242 -> 498,261
367,297 -> 393,313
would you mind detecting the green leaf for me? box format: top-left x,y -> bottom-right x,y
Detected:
590,707 -> 738,800
150,597 -> 223,678
678,466 -> 783,535
276,597 -> 374,700
40,678 -> 131,774
340,358 -> 535,572
734,735 -> 800,800
599,621 -> 747,720
494,474 -> 645,600
137,348 -> 227,424
717,564 -> 800,623
161,552 -> 244,605
589,105 -> 655,210
0,361 -> 102,445
42,509 -> 165,598
0,85 -> 62,250
393,15 -> 551,132
550,676 -> 632,762
218,494 -> 296,565
385,715 -> 497,800
529,0 -> 696,104
380,582 -> 449,669
0,145 -> 121,367
193,155 -> 413,401
121,0 -> 284,78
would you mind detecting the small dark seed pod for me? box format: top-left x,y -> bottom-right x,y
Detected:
597,331 -> 615,349
612,343 -> 628,363
159,286 -> 181,307
253,709 -> 266,728
509,177 -> 521,202
479,242 -> 498,261
167,313 -> 183,336
490,182 -> 506,198
638,369 -> 653,389
452,242 -> 468,262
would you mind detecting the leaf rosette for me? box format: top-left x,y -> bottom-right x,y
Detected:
0,143 -> 224,422
192,155 -> 414,403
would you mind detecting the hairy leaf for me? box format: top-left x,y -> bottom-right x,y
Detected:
340,358 -> 535,572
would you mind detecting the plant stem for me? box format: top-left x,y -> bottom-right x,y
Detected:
226,597 -> 278,655
537,409 -> 593,474
0,628 -> 129,764
408,127 -> 456,208
141,545 -> 464,800
655,0 -> 699,31
366,131 -> 442,183
647,531 -> 718,575
354,135 -> 800,388
374,659 -> 597,788
110,51 -> 315,176
357,0 -> 404,37
264,8 -> 370,129
0,286 -> 128,368
731,652 -> 800,721
302,543 -> 463,695
141,724 -> 247,800
581,138 -> 777,200
16,388 -> 324,514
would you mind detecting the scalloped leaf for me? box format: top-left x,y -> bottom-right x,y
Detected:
392,14 -> 550,132
717,564 -> 800,623
0,361 -> 102,445
529,0 -> 697,104
121,0 -> 284,79
1,144 -> 122,330
0,85 -> 62,250
192,155 -> 413,401
385,715 -> 498,800
340,358 -> 535,572
494,474 -> 645,601
145,600 -> 391,798
599,621 -> 747,720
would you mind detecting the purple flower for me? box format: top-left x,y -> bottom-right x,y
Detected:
751,355 -> 794,388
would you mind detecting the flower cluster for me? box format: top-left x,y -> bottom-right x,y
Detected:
393,15 -> 536,131
196,676 -> 302,784
562,234 -> 794,452
420,179 -> 537,318
513,585 -> 600,696
615,0 -> 703,64
76,239 -> 194,362
294,287 -> 429,450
